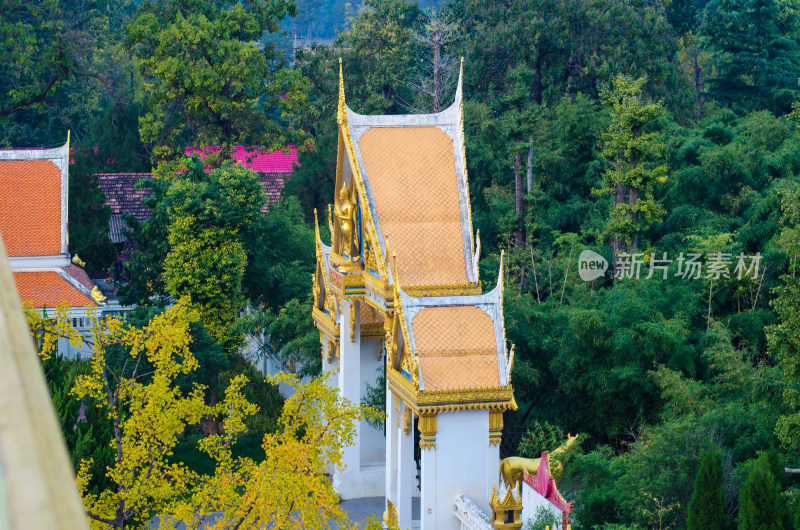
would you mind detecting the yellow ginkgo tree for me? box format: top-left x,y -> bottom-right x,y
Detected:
25,299 -> 382,530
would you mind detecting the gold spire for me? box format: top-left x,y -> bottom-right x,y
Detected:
458,57 -> 464,100
313,208 -> 322,259
497,250 -> 505,297
337,58 -> 346,125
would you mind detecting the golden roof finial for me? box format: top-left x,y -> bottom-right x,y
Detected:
313,208 -> 322,258
498,250 -> 505,296
90,286 -> 106,303
337,58 -> 346,125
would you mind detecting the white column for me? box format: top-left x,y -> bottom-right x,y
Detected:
420,442 -> 436,530
397,405 -> 415,530
385,389 -> 398,509
336,299 -> 361,498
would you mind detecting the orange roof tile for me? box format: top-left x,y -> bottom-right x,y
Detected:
358,127 -> 468,286
14,272 -> 93,308
61,264 -> 93,291
411,305 -> 499,391
0,160 -> 62,257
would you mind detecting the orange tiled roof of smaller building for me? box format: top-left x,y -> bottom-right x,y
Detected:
0,160 -> 62,257
61,264 -> 94,291
14,271 -> 93,308
411,305 -> 499,391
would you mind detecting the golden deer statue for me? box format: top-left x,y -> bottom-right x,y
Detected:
499,433 -> 579,488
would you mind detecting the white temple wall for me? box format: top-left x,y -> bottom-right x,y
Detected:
334,299 -> 385,499
426,409 -> 491,530
336,299 -> 361,498
520,481 -> 562,527
359,338 -> 384,465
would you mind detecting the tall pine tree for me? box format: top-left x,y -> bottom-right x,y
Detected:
687,446 -> 727,530
738,452 -> 789,530
704,0 -> 800,113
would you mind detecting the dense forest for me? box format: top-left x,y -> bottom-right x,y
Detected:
4,0 -> 800,528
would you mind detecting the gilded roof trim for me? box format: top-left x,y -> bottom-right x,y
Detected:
336,60 -> 389,284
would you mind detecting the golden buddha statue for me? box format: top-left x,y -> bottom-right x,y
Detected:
335,181 -> 359,261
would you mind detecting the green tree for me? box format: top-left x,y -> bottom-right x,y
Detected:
40,353 -> 115,496
0,1 -> 107,118
162,158 -> 266,346
68,153 -> 117,277
449,0 -> 690,111
596,75 -> 667,271
126,0 -> 309,170
703,0 -> 800,113
337,0 -> 420,113
738,451 -> 789,529
499,65 -> 539,248
0,0 -> 142,147
243,196 -> 316,308
687,446 -> 727,530
769,190 -> 800,451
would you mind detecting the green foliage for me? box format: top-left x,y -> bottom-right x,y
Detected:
516,422 -> 566,460
738,451 -> 791,529
449,0 -> 691,111
337,0 -> 420,114
770,190 -> 800,450
160,158 -> 267,346
244,196 -> 316,308
41,354 -> 115,496
1,0 -> 105,138
235,298 -> 320,379
68,153 -> 117,276
524,506 -> 559,530
704,0 -> 800,113
126,0 -> 309,169
597,75 -> 667,255
687,446 -> 727,530
362,366 -> 385,430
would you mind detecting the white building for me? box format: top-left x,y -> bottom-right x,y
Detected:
0,139 -> 105,357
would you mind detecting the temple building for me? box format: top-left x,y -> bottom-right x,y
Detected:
0,140 -> 105,357
312,60 -> 520,529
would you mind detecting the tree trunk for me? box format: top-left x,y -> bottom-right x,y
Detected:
692,46 -> 703,112
514,150 -> 525,247
611,183 -> 626,273
628,186 -> 639,251
526,136 -> 533,194
534,54 -> 543,105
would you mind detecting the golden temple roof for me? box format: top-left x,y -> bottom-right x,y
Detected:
358,127 -> 468,286
319,61 -> 515,405
412,305 -> 500,391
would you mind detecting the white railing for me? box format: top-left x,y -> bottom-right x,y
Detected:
454,494 -> 493,530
